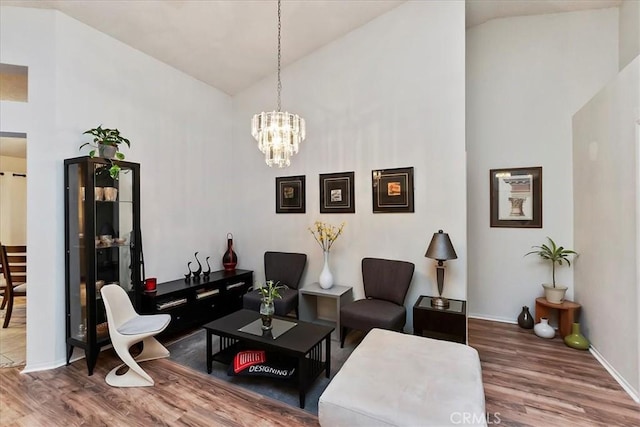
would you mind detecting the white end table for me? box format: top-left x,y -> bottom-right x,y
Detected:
299,282 -> 353,340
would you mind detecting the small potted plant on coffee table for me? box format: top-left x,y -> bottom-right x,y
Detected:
79,125 -> 131,179
255,280 -> 286,331
525,237 -> 577,304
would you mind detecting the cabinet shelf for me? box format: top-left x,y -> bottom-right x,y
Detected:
94,243 -> 130,249
95,200 -> 134,204
70,243 -> 130,249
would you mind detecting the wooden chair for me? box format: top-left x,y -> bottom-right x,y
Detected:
0,244 -> 27,328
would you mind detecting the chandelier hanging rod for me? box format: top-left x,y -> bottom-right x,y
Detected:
250,0 -> 306,168
276,0 -> 281,112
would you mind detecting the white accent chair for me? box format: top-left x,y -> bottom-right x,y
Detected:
100,284 -> 171,387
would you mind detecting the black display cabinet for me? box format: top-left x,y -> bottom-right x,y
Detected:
64,156 -> 142,375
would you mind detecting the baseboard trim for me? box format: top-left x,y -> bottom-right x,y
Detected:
468,313 -> 517,324
589,345 -> 639,403
21,344 -> 113,374
22,358 -> 68,374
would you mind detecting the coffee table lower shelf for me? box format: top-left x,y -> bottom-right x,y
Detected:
203,310 -> 334,408
211,340 -> 327,384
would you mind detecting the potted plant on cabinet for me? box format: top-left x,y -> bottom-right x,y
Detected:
79,125 -> 131,179
525,237 -> 578,304
255,280 -> 286,331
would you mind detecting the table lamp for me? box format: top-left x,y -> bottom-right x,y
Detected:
425,229 -> 457,309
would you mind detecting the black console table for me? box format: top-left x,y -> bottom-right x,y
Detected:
142,269 -> 253,336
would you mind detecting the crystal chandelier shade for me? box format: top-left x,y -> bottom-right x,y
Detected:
252,111 -> 306,168
251,0 -> 306,168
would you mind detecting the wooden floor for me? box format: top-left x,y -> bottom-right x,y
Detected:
0,318 -> 638,426
0,296 -> 26,367
469,319 -> 639,426
0,347 -> 319,426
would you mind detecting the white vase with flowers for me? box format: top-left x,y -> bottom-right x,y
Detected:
308,221 -> 345,289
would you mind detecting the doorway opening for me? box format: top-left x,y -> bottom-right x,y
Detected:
0,61 -> 28,367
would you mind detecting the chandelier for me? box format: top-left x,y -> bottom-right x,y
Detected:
251,0 -> 306,168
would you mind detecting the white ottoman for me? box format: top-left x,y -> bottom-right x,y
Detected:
319,328 -> 486,426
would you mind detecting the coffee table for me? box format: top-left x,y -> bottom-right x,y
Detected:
203,309 -> 334,408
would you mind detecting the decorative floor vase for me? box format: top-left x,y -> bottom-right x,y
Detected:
534,317 -> 555,339
318,251 -> 334,289
517,306 -> 534,329
260,299 -> 274,331
564,322 -> 590,350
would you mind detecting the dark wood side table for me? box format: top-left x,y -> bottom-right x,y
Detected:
413,296 -> 467,344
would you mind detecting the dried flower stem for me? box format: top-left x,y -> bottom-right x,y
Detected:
308,221 -> 346,252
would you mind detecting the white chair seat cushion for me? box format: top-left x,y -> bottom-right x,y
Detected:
319,328 -> 486,426
117,314 -> 171,335
14,283 -> 27,293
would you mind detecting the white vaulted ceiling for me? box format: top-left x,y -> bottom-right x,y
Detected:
0,0 -> 623,95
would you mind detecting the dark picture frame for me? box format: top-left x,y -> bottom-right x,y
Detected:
371,167 -> 414,213
490,166 -> 542,228
276,175 -> 306,214
320,171 -> 355,214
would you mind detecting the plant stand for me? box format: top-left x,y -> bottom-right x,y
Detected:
534,297 -> 581,338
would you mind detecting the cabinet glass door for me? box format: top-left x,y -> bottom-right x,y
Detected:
66,162 -> 87,341
66,161 -> 137,341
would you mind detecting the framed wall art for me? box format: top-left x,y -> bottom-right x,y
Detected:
371,167 -> 414,213
490,166 -> 542,228
319,171 -> 355,213
276,175 -> 306,213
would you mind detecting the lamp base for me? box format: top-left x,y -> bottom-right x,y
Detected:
431,297 -> 450,309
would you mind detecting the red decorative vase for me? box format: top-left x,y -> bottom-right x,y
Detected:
222,233 -> 238,271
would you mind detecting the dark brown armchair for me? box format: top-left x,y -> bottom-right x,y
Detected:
0,244 -> 27,328
242,251 -> 307,318
340,257 -> 415,347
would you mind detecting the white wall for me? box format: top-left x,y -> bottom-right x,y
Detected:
0,6 -> 58,371
232,0 -> 466,330
466,9 -> 619,322
573,57 -> 640,400
619,0 -> 640,70
0,6 -> 232,371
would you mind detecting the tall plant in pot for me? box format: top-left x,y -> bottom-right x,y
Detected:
79,125 -> 131,179
525,237 -> 577,304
